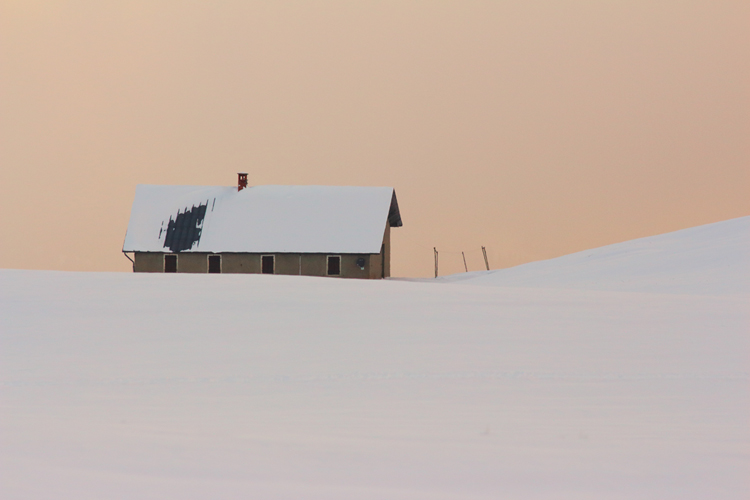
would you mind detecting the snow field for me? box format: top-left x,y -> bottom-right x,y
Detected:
1,217 -> 748,499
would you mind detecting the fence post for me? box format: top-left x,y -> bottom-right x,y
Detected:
482,246 -> 490,270
434,247 -> 438,278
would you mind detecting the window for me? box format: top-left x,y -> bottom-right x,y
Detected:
327,255 -> 341,276
208,255 -> 221,274
261,255 -> 275,274
164,254 -> 177,273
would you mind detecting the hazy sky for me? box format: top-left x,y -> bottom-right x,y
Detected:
1,1 -> 747,277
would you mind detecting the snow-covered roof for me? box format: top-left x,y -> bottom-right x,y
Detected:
123,184 -> 402,254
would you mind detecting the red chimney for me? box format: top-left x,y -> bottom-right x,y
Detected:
238,173 -> 248,191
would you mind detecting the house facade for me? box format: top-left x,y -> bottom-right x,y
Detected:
122,175 -> 401,279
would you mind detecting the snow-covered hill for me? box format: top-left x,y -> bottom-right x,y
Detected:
0,218 -> 747,500
436,216 -> 750,295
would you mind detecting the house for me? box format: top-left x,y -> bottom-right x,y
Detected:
122,174 -> 403,278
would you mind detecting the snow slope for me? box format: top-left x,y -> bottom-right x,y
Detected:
1,218 -> 748,499
435,216 -> 750,295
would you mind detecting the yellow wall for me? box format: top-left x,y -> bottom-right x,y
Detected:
133,252 -> 384,279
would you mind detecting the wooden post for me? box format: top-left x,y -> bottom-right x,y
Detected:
482,246 -> 490,270
434,247 -> 438,278
462,251 -> 468,272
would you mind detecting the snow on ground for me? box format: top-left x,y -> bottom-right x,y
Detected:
433,216 -> 750,295
1,218 -> 748,499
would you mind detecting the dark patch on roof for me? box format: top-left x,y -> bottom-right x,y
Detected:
388,191 -> 403,228
163,203 -> 208,252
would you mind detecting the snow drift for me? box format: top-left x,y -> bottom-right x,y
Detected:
435,216 -> 750,295
0,217 -> 747,500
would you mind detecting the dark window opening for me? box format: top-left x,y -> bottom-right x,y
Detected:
261,255 -> 275,274
208,255 -> 221,274
327,255 -> 341,276
164,254 -> 177,273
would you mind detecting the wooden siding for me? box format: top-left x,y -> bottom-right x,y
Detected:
133,252 -> 382,279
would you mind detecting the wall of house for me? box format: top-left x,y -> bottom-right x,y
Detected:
369,252 -> 381,279
383,222 -> 391,278
368,222 -> 390,279
132,252 -> 387,279
222,253 -> 259,273
133,252 -> 164,272
176,253 -> 208,273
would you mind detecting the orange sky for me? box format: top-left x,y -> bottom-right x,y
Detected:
1,1 -> 747,277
